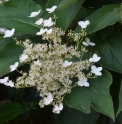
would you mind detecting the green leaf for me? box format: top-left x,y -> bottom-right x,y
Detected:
56,105 -> 99,124
89,28 -> 122,73
0,103 -> 23,123
65,70 -> 114,119
117,83 -> 122,123
0,38 -> 23,78
46,0 -> 84,30
76,4 -> 121,34
0,0 -> 41,34
56,1 -> 84,30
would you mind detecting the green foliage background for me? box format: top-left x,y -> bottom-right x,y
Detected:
0,0 -> 122,123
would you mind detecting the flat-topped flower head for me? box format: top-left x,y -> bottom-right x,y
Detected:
19,54 -> 28,62
52,103 -> 63,114
43,17 -> 53,27
78,20 -> 90,29
89,54 -> 101,62
29,10 -> 41,17
78,78 -> 89,87
10,62 -> 19,72
35,18 -> 43,25
4,28 -> 15,38
82,37 -> 95,46
46,5 -> 57,13
36,28 -> 47,35
62,60 -> 72,67
91,65 -> 102,76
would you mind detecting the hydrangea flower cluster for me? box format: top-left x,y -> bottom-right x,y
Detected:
0,5 -> 103,114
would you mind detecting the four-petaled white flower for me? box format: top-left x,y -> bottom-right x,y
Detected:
20,54 -> 28,62
35,18 -> 43,25
46,5 -> 57,13
43,17 -> 53,27
4,28 -> 15,38
78,20 -> 90,29
82,37 -> 95,46
91,65 -> 102,76
29,10 -> 41,17
4,80 -> 14,87
89,54 -> 101,62
10,62 -> 19,72
46,28 -> 52,34
0,77 -> 9,84
43,92 -> 53,105
36,28 -> 47,35
52,103 -> 63,114
78,78 -> 89,87
62,60 -> 72,67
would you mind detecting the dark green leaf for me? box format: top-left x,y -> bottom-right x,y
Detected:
0,38 -> 23,78
0,0 -> 41,34
89,28 -> 122,73
0,103 -> 23,123
56,105 -> 99,124
76,4 -> 121,34
65,70 -> 114,119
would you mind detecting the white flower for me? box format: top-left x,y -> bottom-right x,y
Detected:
4,28 -> 15,38
10,62 -> 19,72
89,54 -> 101,62
34,60 -> 42,66
78,78 -> 89,87
4,80 -> 14,87
19,54 -> 28,62
52,103 -> 63,114
46,6 -> 57,13
35,18 -> 43,25
62,60 -> 72,67
0,77 -> 9,84
91,65 -> 102,76
46,28 -> 52,34
29,10 -> 41,17
78,20 -> 90,28
43,17 -> 53,27
36,28 -> 47,35
43,92 -> 53,105
82,37 -> 95,46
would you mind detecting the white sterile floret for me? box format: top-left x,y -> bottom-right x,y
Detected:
89,54 -> 100,62
78,78 -> 89,87
10,62 -> 19,72
82,37 -> 95,46
62,60 -> 72,67
36,28 -> 47,35
29,10 -> 41,17
52,103 -> 63,114
35,18 -> 43,25
4,28 -> 15,38
19,54 -> 28,62
4,80 -> 14,87
0,77 -> 9,84
91,65 -> 102,76
46,28 -> 52,34
43,92 -> 53,105
43,17 -> 53,27
46,5 -> 57,13
78,20 -> 90,29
